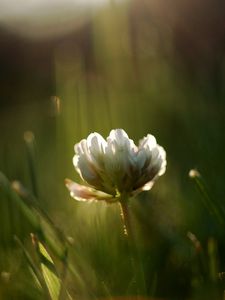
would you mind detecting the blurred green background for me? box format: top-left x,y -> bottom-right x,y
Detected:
0,0 -> 225,299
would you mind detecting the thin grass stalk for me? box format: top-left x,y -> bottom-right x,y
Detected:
58,248 -> 69,300
24,131 -> 39,198
190,170 -> 225,226
14,236 -> 51,300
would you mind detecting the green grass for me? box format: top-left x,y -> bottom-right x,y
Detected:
0,2 -> 225,299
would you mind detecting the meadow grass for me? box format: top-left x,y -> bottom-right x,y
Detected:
0,1 -> 225,299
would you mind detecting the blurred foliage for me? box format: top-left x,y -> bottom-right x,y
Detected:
0,0 -> 225,299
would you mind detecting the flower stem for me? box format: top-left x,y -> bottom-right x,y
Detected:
120,200 -> 132,237
119,197 -> 146,296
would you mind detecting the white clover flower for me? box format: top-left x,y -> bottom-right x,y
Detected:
65,129 -> 166,202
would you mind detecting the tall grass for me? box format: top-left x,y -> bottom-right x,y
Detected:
0,1 -> 225,299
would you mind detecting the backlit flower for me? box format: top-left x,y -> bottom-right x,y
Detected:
65,129 -> 166,202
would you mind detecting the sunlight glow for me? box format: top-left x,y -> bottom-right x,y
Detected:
0,0 -> 126,38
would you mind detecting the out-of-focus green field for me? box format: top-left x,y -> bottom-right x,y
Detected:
0,1 -> 225,299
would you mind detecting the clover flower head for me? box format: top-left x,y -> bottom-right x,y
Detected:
66,129 -> 166,202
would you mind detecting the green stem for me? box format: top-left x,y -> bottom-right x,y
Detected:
193,175 -> 225,226
120,200 -> 132,237
119,197 -> 146,296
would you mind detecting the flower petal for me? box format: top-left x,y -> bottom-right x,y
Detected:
135,149 -> 148,170
87,132 -> 107,155
132,180 -> 155,196
74,139 -> 88,156
108,129 -> 129,147
65,179 -> 117,202
139,134 -> 166,179
156,146 -> 167,176
73,155 -> 100,186
74,137 -> 105,188
147,145 -> 167,177
105,129 -> 137,179
139,134 -> 157,151
86,132 -> 107,170
133,137 -> 167,191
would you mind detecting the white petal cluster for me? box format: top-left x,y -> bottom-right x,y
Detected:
66,129 -> 166,202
